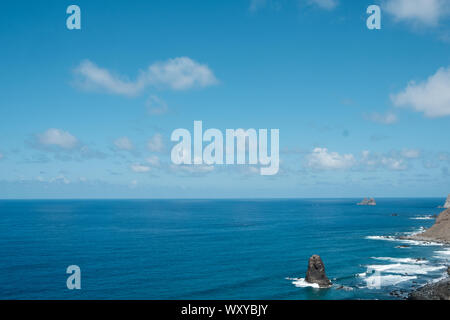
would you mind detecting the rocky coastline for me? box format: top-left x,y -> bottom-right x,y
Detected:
408,265 -> 450,300
404,208 -> 450,300
405,208 -> 450,244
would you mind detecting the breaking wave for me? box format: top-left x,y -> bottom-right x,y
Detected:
286,277 -> 320,288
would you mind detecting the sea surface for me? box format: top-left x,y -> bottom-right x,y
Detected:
0,198 -> 449,300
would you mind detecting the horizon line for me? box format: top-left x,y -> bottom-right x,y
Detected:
0,196 -> 447,201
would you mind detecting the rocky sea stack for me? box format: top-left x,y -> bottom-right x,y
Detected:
305,255 -> 332,288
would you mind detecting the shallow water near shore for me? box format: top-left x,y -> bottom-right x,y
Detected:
0,198 -> 448,299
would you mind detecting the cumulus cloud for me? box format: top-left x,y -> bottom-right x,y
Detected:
37,128 -> 78,150
391,67 -> 450,117
130,164 -> 150,173
114,137 -> 134,151
147,57 -> 218,90
148,134 -> 164,152
384,0 -> 450,26
74,60 -> 145,96
29,129 -> 107,161
366,112 -> 398,124
361,150 -> 412,171
74,57 -> 218,96
306,148 -> 356,170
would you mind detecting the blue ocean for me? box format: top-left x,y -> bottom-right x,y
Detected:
0,198 -> 448,300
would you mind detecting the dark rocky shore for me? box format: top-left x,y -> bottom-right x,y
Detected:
408,277 -> 450,300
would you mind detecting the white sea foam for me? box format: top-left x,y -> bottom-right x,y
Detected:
366,263 -> 445,275
410,216 -> 434,220
434,248 -> 450,259
363,274 -> 417,288
371,257 -> 427,264
404,227 -> 427,236
365,235 -> 443,246
434,249 -> 450,255
287,277 -> 320,288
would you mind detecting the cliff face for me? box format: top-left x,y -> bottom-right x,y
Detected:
444,195 -> 450,209
412,208 -> 450,244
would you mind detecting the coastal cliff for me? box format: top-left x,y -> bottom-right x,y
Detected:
442,194 -> 450,209
409,208 -> 450,244
407,208 -> 450,300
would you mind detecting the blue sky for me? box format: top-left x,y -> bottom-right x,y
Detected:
1,0 -> 450,198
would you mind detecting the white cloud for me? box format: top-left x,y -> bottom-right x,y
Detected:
74,60 -> 145,96
74,57 -> 218,96
366,112 -> 398,124
0,153 -> 3,160
130,164 -> 150,173
402,149 -> 420,159
306,149 -> 416,172
37,128 -> 78,149
381,157 -> 407,171
114,137 -> 134,151
147,57 -> 218,90
308,0 -> 338,10
306,148 -> 356,170
384,0 -> 450,26
391,67 -> 450,117
148,134 -> 164,152
361,150 -> 410,171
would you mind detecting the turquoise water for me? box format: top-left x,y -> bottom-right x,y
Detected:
0,198 -> 448,299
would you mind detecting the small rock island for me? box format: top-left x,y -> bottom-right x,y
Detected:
357,198 -> 376,206
305,255 -> 332,288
